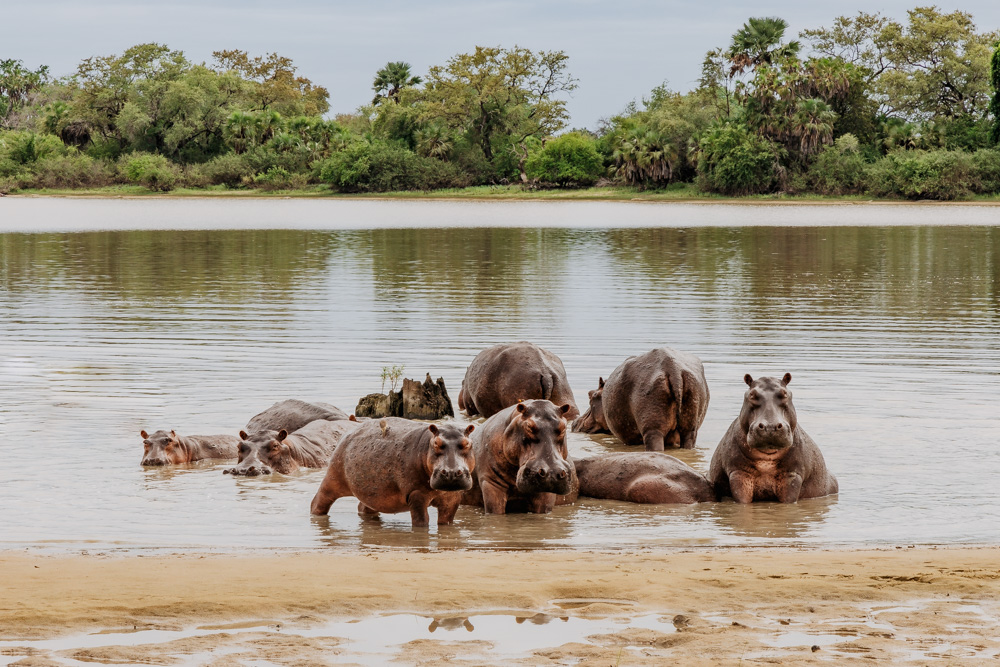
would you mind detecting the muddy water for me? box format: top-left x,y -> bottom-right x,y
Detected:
1,199 -> 999,550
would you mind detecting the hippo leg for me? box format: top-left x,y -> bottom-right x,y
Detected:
407,491 -> 432,527
527,492 -> 557,514
728,470 -> 756,504
642,430 -> 665,452
310,482 -> 346,515
433,494 -> 462,525
679,430 -> 698,449
666,430 -> 682,448
480,480 -> 510,515
777,472 -> 804,503
357,502 -> 381,520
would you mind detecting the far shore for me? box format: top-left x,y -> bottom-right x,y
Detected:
2,546 -> 998,664
6,183 -> 1000,206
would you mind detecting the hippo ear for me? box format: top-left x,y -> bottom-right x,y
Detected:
239,430 -> 249,441
428,424 -> 439,436
515,403 -> 526,414
744,374 -> 754,386
464,424 -> 475,435
598,377 -> 605,389
782,372 -> 792,386
170,430 -> 178,439
140,430 -> 149,439
559,404 -> 572,415
276,429 -> 288,442
349,414 -> 357,422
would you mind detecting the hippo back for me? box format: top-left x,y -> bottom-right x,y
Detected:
460,342 -> 579,419
246,399 -> 348,433
288,419 -> 359,467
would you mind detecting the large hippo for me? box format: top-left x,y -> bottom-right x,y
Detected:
709,373 -> 838,503
245,399 -> 348,434
458,342 -> 579,419
311,419 -> 476,527
462,399 -> 578,514
140,430 -> 239,466
225,418 -> 358,476
575,452 -> 714,504
573,347 -> 709,451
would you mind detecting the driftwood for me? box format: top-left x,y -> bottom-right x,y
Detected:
355,374 -> 454,420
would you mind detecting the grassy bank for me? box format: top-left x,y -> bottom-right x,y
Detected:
8,182 -> 1000,203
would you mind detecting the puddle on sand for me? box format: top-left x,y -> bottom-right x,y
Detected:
761,631 -> 849,648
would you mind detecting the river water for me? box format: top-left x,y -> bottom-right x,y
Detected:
1,198 -> 998,551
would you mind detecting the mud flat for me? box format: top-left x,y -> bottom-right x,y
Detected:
2,547 -> 998,664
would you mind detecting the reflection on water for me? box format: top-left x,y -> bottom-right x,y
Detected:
2,209 -> 1000,550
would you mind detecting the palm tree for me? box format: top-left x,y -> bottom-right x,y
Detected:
791,98 -> 837,157
224,111 -> 255,154
727,17 -> 801,76
372,61 -> 422,105
414,124 -> 453,159
613,125 -> 678,187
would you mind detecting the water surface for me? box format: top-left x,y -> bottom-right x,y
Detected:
1,200 -> 999,550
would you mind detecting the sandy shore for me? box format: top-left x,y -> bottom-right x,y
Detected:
2,547 -> 998,664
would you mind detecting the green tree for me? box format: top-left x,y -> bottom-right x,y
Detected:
525,132 -> 603,186
727,17 -> 801,76
991,40 -> 1000,145
0,59 -> 50,129
372,61 -> 422,105
212,50 -> 329,116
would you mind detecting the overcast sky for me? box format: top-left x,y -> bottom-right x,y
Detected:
6,1 -> 1000,129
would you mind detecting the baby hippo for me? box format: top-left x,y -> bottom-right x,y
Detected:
709,373 -> 838,503
225,419 -> 357,476
310,419 -> 476,527
140,430 -> 239,466
575,453 -> 714,504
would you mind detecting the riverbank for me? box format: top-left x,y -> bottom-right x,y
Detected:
2,547 -> 997,664
7,182 -> 1000,204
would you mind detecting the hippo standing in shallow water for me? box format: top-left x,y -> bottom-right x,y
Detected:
225,419 -> 358,476
462,399 -> 578,514
458,342 -> 579,419
245,399 -> 348,434
575,453 -> 714,504
140,430 -> 239,466
311,419 -> 476,527
709,374 -> 838,503
574,347 -> 709,451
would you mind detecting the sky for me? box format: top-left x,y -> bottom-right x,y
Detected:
5,0 -> 1000,129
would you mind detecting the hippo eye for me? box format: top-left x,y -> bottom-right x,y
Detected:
748,391 -> 761,403
239,444 -> 249,452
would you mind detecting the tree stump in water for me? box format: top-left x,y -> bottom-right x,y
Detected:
354,374 -> 454,420
355,393 -> 391,418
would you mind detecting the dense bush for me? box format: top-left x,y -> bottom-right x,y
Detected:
30,153 -> 114,189
0,131 -> 64,168
696,124 -> 780,195
200,153 -> 256,187
251,166 -> 309,191
314,140 -> 467,192
525,132 -> 604,186
971,149 -> 1000,194
118,153 -> 181,192
865,150 -> 976,200
805,134 -> 868,195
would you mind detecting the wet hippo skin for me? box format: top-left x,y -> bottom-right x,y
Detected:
140,430 -> 240,466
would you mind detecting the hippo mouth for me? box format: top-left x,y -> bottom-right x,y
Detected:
571,411 -> 607,434
430,471 -> 474,492
747,436 -> 793,454
516,469 -> 573,496
224,466 -> 273,476
141,459 -> 168,467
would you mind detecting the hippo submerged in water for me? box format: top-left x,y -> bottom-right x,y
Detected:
709,373 -> 838,503
458,342 -> 579,419
311,418 -> 476,527
225,418 -> 358,476
575,453 -> 714,504
140,430 -> 240,466
245,399 -> 348,434
574,347 -> 709,451
462,399 -> 578,514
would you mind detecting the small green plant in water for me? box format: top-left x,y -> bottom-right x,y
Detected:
381,364 -> 404,393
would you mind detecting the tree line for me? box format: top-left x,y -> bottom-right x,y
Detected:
2,7 -> 1000,199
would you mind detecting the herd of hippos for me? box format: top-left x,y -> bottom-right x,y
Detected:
140,342 -> 839,527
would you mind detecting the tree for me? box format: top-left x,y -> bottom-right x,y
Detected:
792,98 -> 837,156
991,40 -> 1000,145
727,17 -> 801,76
801,12 -> 895,83
372,61 -> 422,105
526,132 -> 604,186
212,50 -> 329,116
0,59 -> 49,129
424,46 -> 576,180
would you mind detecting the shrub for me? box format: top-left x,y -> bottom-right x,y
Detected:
30,153 -> 114,189
805,134 -> 868,195
201,153 -> 256,187
525,132 -> 604,186
314,140 -> 467,192
117,153 -> 181,192
251,166 -> 308,191
696,124 -> 780,196
0,131 -> 64,166
866,150 -> 976,200
971,149 -> 1000,194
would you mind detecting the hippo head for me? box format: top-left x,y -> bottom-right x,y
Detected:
572,377 -> 608,434
224,429 -> 296,476
740,373 -> 797,455
426,423 -> 476,492
141,429 -> 187,466
506,400 -> 574,496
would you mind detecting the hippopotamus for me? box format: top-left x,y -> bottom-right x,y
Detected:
575,452 -> 714,504
462,399 -> 578,514
310,419 -> 476,527
457,342 -> 579,419
573,347 -> 709,451
708,373 -> 838,503
140,430 -> 239,466
245,399 -> 348,434
225,418 -> 358,476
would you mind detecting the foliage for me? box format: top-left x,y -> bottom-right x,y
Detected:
29,153 -> 114,189
117,152 -> 181,191
727,17 -> 801,76
200,153 -> 256,187
372,62 -> 422,105
991,41 -> 1000,145
251,166 -> 308,191
696,123 -> 780,195
865,149 -> 977,200
314,139 -> 467,192
805,134 -> 867,194
971,148 -> 1000,193
0,131 -> 63,166
525,132 -> 603,186
1,59 -> 50,129
212,50 -> 329,116
381,365 -> 405,393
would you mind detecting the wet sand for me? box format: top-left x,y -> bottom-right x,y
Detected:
2,547 -> 998,664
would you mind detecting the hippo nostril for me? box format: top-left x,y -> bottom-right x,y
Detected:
537,468 -> 548,478
757,423 -> 766,431
775,423 -> 783,430
556,470 -> 567,480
